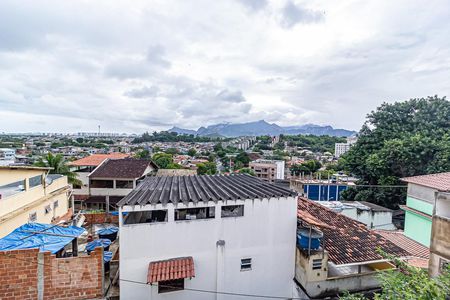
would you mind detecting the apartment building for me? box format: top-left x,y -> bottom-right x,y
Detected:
118,174 -> 297,300
334,136 -> 357,158
401,172 -> 450,247
249,159 -> 285,183
0,166 -> 70,237
0,148 -> 15,166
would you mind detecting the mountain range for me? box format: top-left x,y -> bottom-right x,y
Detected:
168,120 -> 356,137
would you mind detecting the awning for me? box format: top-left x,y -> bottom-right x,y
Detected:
400,205 -> 432,220
147,256 -> 195,284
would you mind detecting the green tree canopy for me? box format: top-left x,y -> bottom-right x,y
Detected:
341,96 -> 450,208
197,162 -> 217,175
152,153 -> 174,169
187,148 -> 197,157
34,153 -> 81,185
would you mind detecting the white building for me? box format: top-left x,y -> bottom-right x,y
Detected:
0,148 -> 15,166
118,174 -> 297,300
334,136 -> 357,158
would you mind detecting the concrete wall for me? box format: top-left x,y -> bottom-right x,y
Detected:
403,189 -> 434,246
404,211 -> 432,247
120,197 -> 297,300
340,210 -> 395,230
429,195 -> 450,277
0,248 -> 103,300
0,175 -> 70,238
407,184 -> 436,205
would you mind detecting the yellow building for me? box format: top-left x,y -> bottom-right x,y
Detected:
0,166 -> 71,238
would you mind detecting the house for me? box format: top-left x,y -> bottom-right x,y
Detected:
400,172 -> 450,247
0,166 -> 70,238
118,174 -> 297,300
0,148 -> 15,166
249,159 -> 285,182
296,198 -> 412,298
429,191 -> 450,276
79,158 -> 157,212
340,201 -> 396,230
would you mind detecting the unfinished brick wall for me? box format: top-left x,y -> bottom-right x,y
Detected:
83,212 -> 119,225
0,248 -> 103,300
0,249 -> 39,299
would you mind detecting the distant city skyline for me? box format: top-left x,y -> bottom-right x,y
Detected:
1,0 -> 449,133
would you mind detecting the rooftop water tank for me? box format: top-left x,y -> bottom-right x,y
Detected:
297,227 -> 323,250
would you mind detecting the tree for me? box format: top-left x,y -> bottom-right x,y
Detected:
165,148 -> 178,155
134,149 -> 151,160
152,153 -> 174,169
34,153 -> 81,185
197,162 -> 217,175
290,160 -> 322,176
341,96 -> 450,208
187,148 -> 197,157
239,168 -> 255,176
340,251 -> 450,300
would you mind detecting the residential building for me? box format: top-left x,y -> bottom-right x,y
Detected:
79,158 -> 157,212
0,148 -> 15,166
334,136 -> 357,158
339,201 -> 396,230
249,159 -> 285,182
400,172 -> 450,247
118,174 -> 297,300
429,191 -> 450,276
296,198 -> 418,298
290,178 -> 354,201
69,153 -> 130,196
0,166 -> 70,237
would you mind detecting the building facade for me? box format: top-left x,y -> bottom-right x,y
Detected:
249,159 -> 285,183
118,174 -> 297,300
429,192 -> 450,276
400,172 -> 450,247
0,166 -> 70,238
0,148 -> 15,166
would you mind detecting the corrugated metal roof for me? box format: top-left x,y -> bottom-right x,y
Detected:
118,174 -> 295,206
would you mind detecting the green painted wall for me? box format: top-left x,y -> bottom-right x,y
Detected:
404,211 -> 432,246
406,196 -> 434,215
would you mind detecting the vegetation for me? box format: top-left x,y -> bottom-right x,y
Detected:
290,160 -> 322,176
341,96 -> 450,208
340,251 -> 450,300
281,134 -> 346,153
34,153 -> 81,185
238,168 -> 255,176
151,153 -> 181,169
187,148 -> 197,157
134,149 -> 151,160
197,162 -> 217,175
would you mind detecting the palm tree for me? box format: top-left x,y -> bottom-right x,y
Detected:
35,153 -> 81,186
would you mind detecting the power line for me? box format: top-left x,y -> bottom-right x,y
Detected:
120,278 -> 310,300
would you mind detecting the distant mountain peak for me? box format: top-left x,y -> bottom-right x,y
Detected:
168,120 -> 356,137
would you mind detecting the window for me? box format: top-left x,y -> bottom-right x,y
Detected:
29,212 -> 37,222
53,200 -> 59,209
158,279 -> 184,293
116,180 -> 134,189
440,258 -> 449,273
89,180 -> 113,188
29,175 -> 42,188
123,210 -> 168,225
312,259 -> 322,270
175,207 -> 215,221
44,205 -> 52,214
0,179 -> 25,199
221,205 -> 244,218
241,258 -> 252,271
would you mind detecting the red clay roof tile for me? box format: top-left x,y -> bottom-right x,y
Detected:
401,172 -> 450,191
147,257 -> 195,284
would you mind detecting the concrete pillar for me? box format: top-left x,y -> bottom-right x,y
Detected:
37,252 -> 44,300
105,196 -> 110,213
216,240 -> 225,300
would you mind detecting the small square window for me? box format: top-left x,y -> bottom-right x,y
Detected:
312,259 -> 322,270
221,205 -> 244,218
241,258 -> 252,271
158,279 -> 184,293
53,200 -> 59,209
44,205 -> 52,214
29,212 -> 37,222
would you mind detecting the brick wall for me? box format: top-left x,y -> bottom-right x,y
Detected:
83,212 -> 119,225
0,248 -> 103,300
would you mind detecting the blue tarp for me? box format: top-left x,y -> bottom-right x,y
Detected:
103,251 -> 113,263
0,223 -> 85,254
98,227 -> 118,235
86,239 -> 111,252
109,211 -> 128,216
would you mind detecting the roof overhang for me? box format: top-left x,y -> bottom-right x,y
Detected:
147,256 -> 195,284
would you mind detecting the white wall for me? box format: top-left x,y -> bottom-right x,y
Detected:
275,161 -> 285,180
340,209 -> 395,230
120,197 -> 297,300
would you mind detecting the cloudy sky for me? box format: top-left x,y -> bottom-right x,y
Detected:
1,0 -> 449,133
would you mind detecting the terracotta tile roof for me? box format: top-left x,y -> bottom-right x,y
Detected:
401,172 -> 450,191
147,257 -> 195,283
375,230 -> 429,259
89,158 -> 156,179
297,209 -> 334,229
297,198 -> 410,265
69,153 -> 130,167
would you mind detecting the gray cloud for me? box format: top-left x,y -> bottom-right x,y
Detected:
280,1 -> 324,28
237,0 -> 267,11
